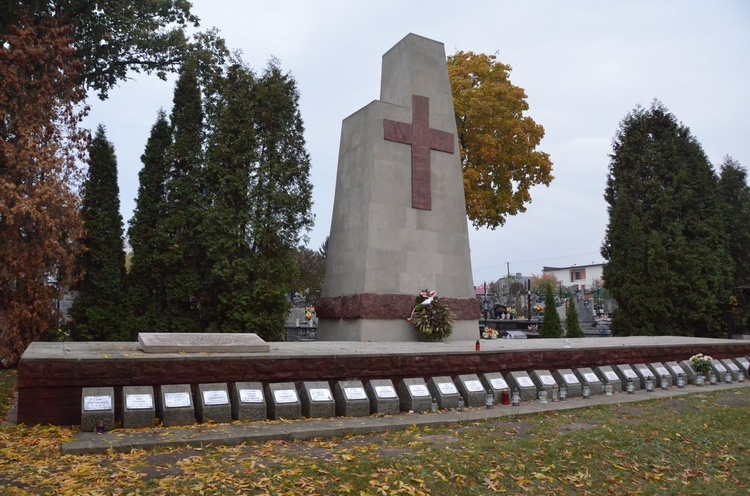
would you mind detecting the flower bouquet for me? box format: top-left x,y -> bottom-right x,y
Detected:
482,328 -> 499,340
689,353 -> 713,375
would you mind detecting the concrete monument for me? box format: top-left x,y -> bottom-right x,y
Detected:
317,33 -> 479,341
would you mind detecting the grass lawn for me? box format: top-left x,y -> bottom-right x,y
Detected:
0,369 -> 748,495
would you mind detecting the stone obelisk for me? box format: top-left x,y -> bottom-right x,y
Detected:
316,33 -> 479,341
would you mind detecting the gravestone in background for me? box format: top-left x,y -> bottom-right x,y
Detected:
316,33 -> 479,342
81,386 -> 115,432
122,385 -> 155,429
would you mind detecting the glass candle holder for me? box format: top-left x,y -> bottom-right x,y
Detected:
646,376 -> 654,392
511,388 -> 521,406
604,383 -> 613,396
738,371 -> 745,383
431,397 -> 438,413
582,382 -> 591,399
660,374 -> 669,390
485,391 -> 494,409
559,384 -> 568,401
677,373 -> 686,388
725,372 -> 733,384
551,384 -> 559,402
538,389 -> 548,404
709,370 -> 717,385
501,388 -> 510,405
626,377 -> 635,394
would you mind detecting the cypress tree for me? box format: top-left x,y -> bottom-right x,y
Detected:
718,156 -> 750,288
126,110 -> 172,334
565,297 -> 584,338
601,101 -> 731,337
539,285 -> 563,338
69,125 -> 127,341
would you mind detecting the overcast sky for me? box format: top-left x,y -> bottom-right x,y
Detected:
83,0 -> 750,285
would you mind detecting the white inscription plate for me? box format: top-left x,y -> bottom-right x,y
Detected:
670,365 -> 685,374
164,392 -> 191,408
125,394 -> 153,410
713,362 -> 727,372
375,385 -> 397,398
540,375 -> 556,386
490,377 -> 508,390
464,380 -> 485,392
623,369 -> 638,379
309,388 -> 333,402
83,395 -> 112,412
239,389 -> 264,403
437,382 -> 458,395
203,390 -> 229,406
516,376 -> 534,388
583,373 -> 599,383
656,367 -> 669,376
604,371 -> 619,382
563,373 -> 579,384
273,389 -> 298,404
408,384 -> 430,397
344,387 -> 367,400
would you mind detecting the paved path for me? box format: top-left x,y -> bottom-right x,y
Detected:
62,381 -> 750,455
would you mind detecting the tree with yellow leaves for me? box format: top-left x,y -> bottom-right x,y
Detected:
448,51 -> 553,229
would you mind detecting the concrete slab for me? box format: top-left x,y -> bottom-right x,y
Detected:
138,333 -> 269,353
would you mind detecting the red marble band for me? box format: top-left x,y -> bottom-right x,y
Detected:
316,293 -> 481,321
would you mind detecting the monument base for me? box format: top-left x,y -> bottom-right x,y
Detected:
316,319 -> 478,342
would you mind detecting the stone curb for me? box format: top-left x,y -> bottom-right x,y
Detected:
61,382 -> 749,455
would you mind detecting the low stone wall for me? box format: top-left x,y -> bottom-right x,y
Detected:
17,339 -> 750,426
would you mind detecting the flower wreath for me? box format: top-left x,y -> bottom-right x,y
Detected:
407,289 -> 453,342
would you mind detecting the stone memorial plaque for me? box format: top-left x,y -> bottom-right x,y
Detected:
138,332 -> 269,353
456,374 -> 486,407
408,384 -> 430,397
655,366 -> 669,376
564,373 -> 579,383
670,364 -> 685,375
575,368 -> 604,395
540,375 -> 556,386
517,376 -> 534,388
126,394 -> 153,410
507,372 -> 537,401
310,388 -> 333,402
734,357 -> 750,373
489,377 -> 508,390
274,390 -> 298,404
344,387 -> 367,400
583,372 -> 599,383
713,361 -> 727,372
464,380 -> 484,392
164,392 -> 191,408
239,389 -> 264,403
437,382 -> 458,395
604,371 -> 618,382
623,369 -> 638,379
203,390 -> 229,406
375,385 -> 397,398
83,395 -> 111,412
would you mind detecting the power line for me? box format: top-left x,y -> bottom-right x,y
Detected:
474,251 -> 602,271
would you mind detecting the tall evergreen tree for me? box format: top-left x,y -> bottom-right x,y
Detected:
601,101 -> 731,337
68,125 -> 127,341
565,297 -> 584,338
718,156 -> 750,288
126,110 -> 173,334
539,285 -> 563,338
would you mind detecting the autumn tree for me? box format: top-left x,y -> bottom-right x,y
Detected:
601,101 -> 731,337
68,125 -> 127,341
530,273 -> 560,297
0,20 -> 87,366
539,285 -> 563,338
448,51 -> 553,229
294,237 -> 328,306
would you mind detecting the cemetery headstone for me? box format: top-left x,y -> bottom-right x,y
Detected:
613,364 -> 641,391
632,363 -> 655,389
122,385 -> 155,429
733,356 -> 750,374
720,359 -> 740,380
530,370 -> 558,394
455,374 -> 486,407
427,376 -> 460,409
158,384 -> 195,427
480,372 -> 510,403
195,383 -> 231,424
574,367 -> 604,395
334,380 -> 370,417
678,360 -> 698,384
81,386 -> 115,432
505,371 -> 537,402
553,368 -> 582,397
665,361 -> 687,383
265,382 -> 302,420
398,378 -> 432,412
316,33 -> 479,342
298,381 -> 336,419
365,379 -> 400,415
230,382 -> 266,422
710,359 -> 729,380
595,366 -> 622,392
647,362 -> 673,387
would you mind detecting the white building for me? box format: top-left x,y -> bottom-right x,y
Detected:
542,263 -> 604,293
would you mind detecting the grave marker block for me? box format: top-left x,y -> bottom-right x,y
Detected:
334,380 -> 370,417
158,384 -> 195,427
553,368 -> 582,397
710,359 -> 728,380
574,367 -> 604,395
196,383 -> 231,424
122,385 -> 155,429
632,363 -> 655,389
455,374 -> 486,407
230,382 -> 266,422
530,370 -> 558,394
365,379 -> 400,415
265,382 -> 302,420
398,378 -> 432,412
505,371 -> 537,402
480,372 -> 510,403
678,360 -> 698,384
720,359 -> 741,380
81,387 -> 115,432
298,381 -> 336,419
648,362 -> 673,387
613,364 -> 641,391
733,356 -> 750,374
594,366 -> 622,392
427,376 -> 460,409
665,361 -> 687,383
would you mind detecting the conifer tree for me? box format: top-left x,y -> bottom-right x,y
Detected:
601,101 -> 731,337
718,156 -> 750,288
126,110 -> 173,333
539,285 -> 563,338
69,125 -> 127,340
565,296 -> 584,338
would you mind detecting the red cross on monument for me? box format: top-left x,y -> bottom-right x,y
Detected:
383,94 -> 455,210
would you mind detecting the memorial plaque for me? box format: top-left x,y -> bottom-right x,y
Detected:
399,378 -> 432,412
720,359 -> 740,380
633,363 -> 655,389
299,381 -> 335,418
517,376 -> 534,388
678,360 -> 699,384
648,363 -> 673,387
455,374 -> 487,407
231,382 -> 266,421
274,390 -> 299,404
265,382 -> 301,420
334,380 -> 370,417
203,390 -> 229,406
83,395 -> 112,412
575,368 -> 604,395
196,383 -> 231,424
138,332 -> 269,353
613,364 -> 641,391
506,371 -> 537,402
427,376 -> 460,409
310,388 -> 334,402
365,379 -> 400,415
122,385 -> 156,429
553,368 -> 582,397
437,382 -> 458,395
81,387 -> 115,433
480,373 -> 510,404
594,366 -> 622,392
530,370 -> 557,394
344,387 -> 367,400
158,385 -> 195,427
733,357 -> 750,374
408,384 -> 430,397
165,392 -> 191,408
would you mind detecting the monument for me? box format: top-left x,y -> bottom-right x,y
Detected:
316,33 -> 480,341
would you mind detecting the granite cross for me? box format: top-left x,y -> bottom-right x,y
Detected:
383,94 -> 455,210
